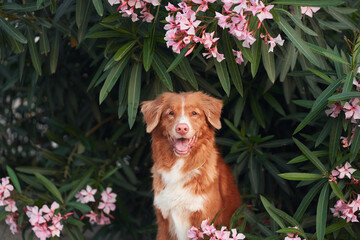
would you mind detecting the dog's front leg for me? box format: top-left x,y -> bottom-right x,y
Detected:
155,208 -> 171,240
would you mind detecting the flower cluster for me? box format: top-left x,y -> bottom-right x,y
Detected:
187,219 -> 246,240
0,177 -> 20,234
284,226 -> 303,240
328,162 -> 357,184
164,0 -> 283,63
330,194 -> 360,223
76,185 -> 117,225
326,67 -> 360,148
108,0 -> 160,22
300,7 -> 320,18
25,202 -> 71,240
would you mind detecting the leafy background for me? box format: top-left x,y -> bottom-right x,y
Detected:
0,0 -> 360,239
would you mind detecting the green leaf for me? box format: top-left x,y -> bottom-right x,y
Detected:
316,184 -> 329,240
315,121 -> 332,147
328,91 -> 360,101
250,94 -> 266,128
262,42 -> 276,83
128,62 -> 142,129
50,31 -> 60,74
325,221 -> 348,235
16,167 -> 59,175
223,30 -> 243,96
166,47 -> 188,73
27,28 -> 42,76
113,41 -> 136,61
342,71 -> 355,93
251,31 -> 262,77
99,55 -> 130,104
260,195 -> 286,229
277,16 -> 320,68
67,201 -> 92,212
329,181 -> 346,201
86,31 -> 126,39
6,166 -> 22,194
293,76 -> 343,134
66,168 -> 93,203
118,68 -> 129,119
329,117 -> 342,164
278,172 -> 323,181
271,0 -> 344,6
0,16 -> 27,44
101,166 -> 120,182
293,180 -> 326,221
143,37 -> 155,72
76,0 -> 92,42
152,54 -> 173,91
293,138 -> 327,172
92,0 -> 103,16
249,154 -> 260,194
214,59 -> 231,96
50,0 -> 56,13
67,216 -> 85,227
39,26 -> 50,55
35,173 -> 64,203
179,57 -> 198,90
350,126 -> 360,163
306,42 -> 350,65
276,9 -> 317,36
327,7 -> 358,31
0,212 -> 10,222
264,93 -> 286,116
307,68 -> 333,83
42,150 -> 65,165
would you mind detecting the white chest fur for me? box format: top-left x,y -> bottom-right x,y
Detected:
154,159 -> 204,240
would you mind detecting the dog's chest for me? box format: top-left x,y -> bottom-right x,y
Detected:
154,159 -> 204,240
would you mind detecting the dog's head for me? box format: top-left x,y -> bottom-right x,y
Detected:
141,92 -> 223,157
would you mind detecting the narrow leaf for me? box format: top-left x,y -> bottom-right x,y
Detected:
128,62 -> 142,129
278,172 -> 323,181
329,181 -> 346,201
35,173 -> 64,203
316,184 -> 329,240
271,0 -> 344,6
50,31 -> 60,74
342,71 -> 355,93
27,28 -> 42,76
6,166 -> 22,194
250,93 -> 266,128
293,138 -> 327,172
306,42 -> 350,65
329,117 -> 342,164
179,57 -> 198,90
166,47 -> 188,73
113,41 -> 136,61
143,37 -> 155,72
67,201 -> 92,212
264,93 -> 286,116
152,54 -> 173,91
350,126 -> 360,163
328,92 -> 360,101
261,41 -> 276,83
0,16 -> 27,44
214,59 -> 230,96
66,168 -> 93,203
92,0 -> 103,16
260,195 -> 286,229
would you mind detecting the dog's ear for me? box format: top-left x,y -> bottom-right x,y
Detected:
141,92 -> 172,133
200,93 -> 223,129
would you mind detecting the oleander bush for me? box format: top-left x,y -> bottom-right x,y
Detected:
0,0 -> 359,239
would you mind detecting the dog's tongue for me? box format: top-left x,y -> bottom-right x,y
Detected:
174,139 -> 189,153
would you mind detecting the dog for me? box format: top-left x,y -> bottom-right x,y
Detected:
141,91 -> 242,240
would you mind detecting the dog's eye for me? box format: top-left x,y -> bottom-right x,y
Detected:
169,111 -> 174,116
192,111 -> 198,115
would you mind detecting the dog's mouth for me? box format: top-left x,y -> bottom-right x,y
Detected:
169,134 -> 197,157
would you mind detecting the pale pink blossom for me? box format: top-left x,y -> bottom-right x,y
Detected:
77,185 -> 97,204
349,194 -> 360,212
96,212 -> 111,225
301,7 -> 320,18
98,200 -> 116,214
357,67 -> 360,74
328,174 -> 337,183
108,0 -> 120,6
187,226 -> 204,239
192,0 -> 216,12
85,211 -> 99,224
48,222 -> 63,237
203,46 -> 225,62
330,200 -> 348,218
215,226 -> 231,240
353,78 -> 360,91
4,199 -> 17,212
41,201 -> 60,221
5,213 -> 20,234
0,177 -> 14,198
26,206 -> 46,226
337,162 -> 356,179
248,0 -> 274,22
201,32 -> 219,49
233,50 -> 244,65
325,102 -> 342,118
285,226 -> 302,240
201,219 -> 216,235
340,136 -> 350,148
268,34 -> 285,52
341,207 -> 359,222
32,225 -> 51,240
343,98 -> 360,122
231,229 -> 246,240
215,12 -> 230,29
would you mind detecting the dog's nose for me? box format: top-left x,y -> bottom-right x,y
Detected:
176,123 -> 189,135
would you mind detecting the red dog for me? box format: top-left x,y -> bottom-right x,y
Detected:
141,92 -> 242,240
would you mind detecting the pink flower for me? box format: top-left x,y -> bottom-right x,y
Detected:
143,0 -> 159,6
187,226 -> 204,239
108,0 -> 120,6
203,46 -> 225,62
98,200 -> 116,215
330,200 -> 348,218
215,226 -> 231,240
248,0 -> 274,22
85,211 -> 99,224
32,225 -> 51,240
348,194 -> 360,212
5,213 -> 20,235
48,222 -> 63,237
357,67 -> 360,74
201,219 -> 216,236
96,212 -> 111,225
267,34 -> 284,52
41,201 -> 60,221
101,187 -> 117,202
215,12 -> 230,29
241,30 -> 256,48
26,206 -> 46,226
325,102 -> 342,118
328,174 -> 337,184
201,32 -> 219,49
192,0 -> 216,12
353,78 -> 360,91
233,50 -> 244,65
340,136 -> 351,148
300,7 -> 320,17
77,185 -> 97,204
343,98 -> 360,122
0,177 -> 14,198
337,162 -> 356,179
285,226 -> 302,240
341,207 -> 359,222
230,229 -> 246,240
4,199 -> 17,212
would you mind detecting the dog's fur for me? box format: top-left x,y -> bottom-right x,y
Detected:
141,92 -> 242,240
